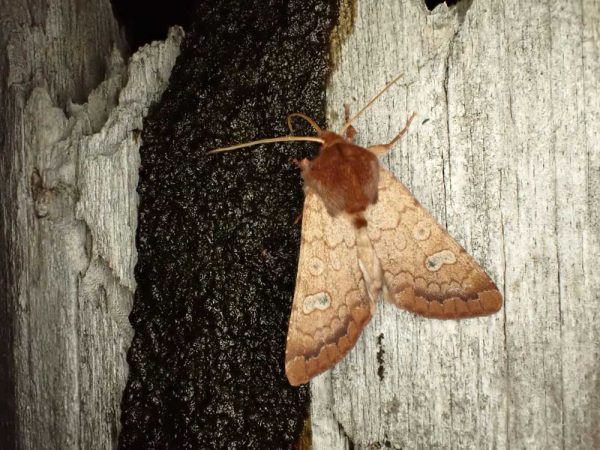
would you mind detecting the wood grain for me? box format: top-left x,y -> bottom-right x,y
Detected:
311,0 -> 600,448
0,1 -> 183,445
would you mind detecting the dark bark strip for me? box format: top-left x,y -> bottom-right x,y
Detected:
119,1 -> 339,448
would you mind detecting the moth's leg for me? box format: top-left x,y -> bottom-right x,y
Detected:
368,111 -> 417,156
343,104 -> 357,142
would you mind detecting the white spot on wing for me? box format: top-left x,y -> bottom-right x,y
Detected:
425,250 -> 456,272
303,292 -> 332,314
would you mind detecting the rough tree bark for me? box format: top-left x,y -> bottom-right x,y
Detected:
0,1 -> 183,448
312,0 -> 600,449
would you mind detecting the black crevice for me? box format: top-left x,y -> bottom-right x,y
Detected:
425,0 -> 460,11
110,0 -> 198,51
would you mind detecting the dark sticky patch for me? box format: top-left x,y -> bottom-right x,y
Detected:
119,1 -> 339,448
376,332 -> 385,381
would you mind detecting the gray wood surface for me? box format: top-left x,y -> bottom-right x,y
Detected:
313,0 -> 600,449
0,0 -> 183,445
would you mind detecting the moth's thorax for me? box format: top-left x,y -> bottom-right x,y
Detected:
300,131 -> 379,219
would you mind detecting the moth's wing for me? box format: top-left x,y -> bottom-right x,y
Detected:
365,168 -> 502,319
285,189 -> 374,386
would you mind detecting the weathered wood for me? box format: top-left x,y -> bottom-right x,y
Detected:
0,0 -> 183,445
313,0 -> 600,448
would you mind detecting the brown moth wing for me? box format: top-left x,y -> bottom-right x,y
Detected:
285,189 -> 374,386
365,169 -> 502,319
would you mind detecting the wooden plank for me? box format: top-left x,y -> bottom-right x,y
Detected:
0,0 -> 183,445
312,0 -> 600,448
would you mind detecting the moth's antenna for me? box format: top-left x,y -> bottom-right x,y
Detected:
207,135 -> 325,154
340,72 -> 404,135
287,113 -> 323,134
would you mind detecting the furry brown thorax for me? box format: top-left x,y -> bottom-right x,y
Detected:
297,131 -> 379,228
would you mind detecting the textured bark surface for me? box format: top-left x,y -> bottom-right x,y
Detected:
118,1 -> 338,448
312,0 -> 600,448
0,0 -> 183,446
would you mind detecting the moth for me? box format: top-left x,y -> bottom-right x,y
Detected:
210,74 -> 503,386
